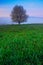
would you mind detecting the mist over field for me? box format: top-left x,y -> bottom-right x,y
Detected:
0,17 -> 43,25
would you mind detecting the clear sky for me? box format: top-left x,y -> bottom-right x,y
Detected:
0,0 -> 43,17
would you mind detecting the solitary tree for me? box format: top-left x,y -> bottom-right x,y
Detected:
11,5 -> 28,24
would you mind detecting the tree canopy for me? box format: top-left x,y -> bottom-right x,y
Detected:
11,5 -> 28,24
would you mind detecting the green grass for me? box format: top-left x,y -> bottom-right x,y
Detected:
0,24 -> 43,65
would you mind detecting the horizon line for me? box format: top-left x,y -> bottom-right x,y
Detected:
0,16 -> 43,18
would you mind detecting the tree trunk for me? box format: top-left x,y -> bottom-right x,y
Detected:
18,21 -> 20,24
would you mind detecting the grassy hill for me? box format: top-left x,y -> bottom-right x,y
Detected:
0,24 -> 43,65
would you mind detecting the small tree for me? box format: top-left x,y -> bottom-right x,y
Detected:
11,5 -> 28,24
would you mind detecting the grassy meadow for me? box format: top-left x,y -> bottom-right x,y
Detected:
0,24 -> 43,65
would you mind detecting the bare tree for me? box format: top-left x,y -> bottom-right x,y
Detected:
11,5 -> 28,24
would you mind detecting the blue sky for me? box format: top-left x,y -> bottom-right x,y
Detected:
0,0 -> 43,17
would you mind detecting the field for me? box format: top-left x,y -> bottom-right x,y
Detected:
0,24 -> 43,65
